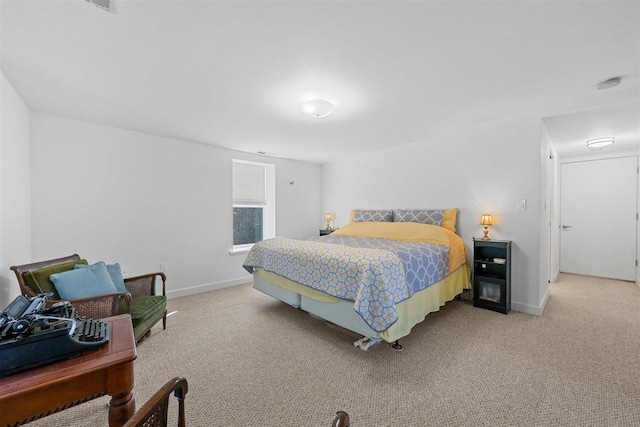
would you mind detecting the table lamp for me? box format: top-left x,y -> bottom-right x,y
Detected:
480,214 -> 493,240
325,214 -> 332,230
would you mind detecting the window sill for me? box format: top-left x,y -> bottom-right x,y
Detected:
229,247 -> 252,255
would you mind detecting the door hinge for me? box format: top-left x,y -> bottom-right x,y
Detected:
636,260 -> 638,267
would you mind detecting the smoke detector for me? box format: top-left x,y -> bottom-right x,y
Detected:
85,0 -> 117,14
596,77 -> 622,90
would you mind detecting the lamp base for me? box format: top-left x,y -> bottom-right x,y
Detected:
481,226 -> 491,240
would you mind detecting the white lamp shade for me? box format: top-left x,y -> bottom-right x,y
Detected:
300,99 -> 336,118
480,214 -> 493,226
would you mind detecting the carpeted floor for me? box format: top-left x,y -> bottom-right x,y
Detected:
27,274 -> 640,426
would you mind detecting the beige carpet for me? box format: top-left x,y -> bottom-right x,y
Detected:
27,274 -> 640,426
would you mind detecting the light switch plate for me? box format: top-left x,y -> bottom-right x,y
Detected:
517,199 -> 527,210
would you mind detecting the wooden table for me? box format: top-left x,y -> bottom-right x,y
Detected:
0,314 -> 137,427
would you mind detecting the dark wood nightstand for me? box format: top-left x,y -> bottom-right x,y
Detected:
472,239 -> 512,314
319,229 -> 334,236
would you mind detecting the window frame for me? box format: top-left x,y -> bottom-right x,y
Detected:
231,159 -> 275,254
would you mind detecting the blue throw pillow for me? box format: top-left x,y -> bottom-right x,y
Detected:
51,261 -> 118,300
75,262 -> 126,292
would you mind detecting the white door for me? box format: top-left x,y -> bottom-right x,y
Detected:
560,156 -> 637,281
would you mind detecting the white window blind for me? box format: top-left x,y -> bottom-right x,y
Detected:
233,161 -> 266,205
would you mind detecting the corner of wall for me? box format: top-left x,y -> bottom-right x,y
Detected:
637,145 -> 640,284
511,297 -> 547,316
0,71 -> 32,308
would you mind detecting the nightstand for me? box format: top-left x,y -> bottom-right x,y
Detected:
472,239 -> 511,314
319,229 -> 334,236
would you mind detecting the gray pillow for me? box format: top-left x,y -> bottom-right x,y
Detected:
353,209 -> 394,222
393,209 -> 445,226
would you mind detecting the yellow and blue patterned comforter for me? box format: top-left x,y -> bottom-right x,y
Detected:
243,222 -> 467,332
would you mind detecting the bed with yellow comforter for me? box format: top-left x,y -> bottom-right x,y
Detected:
243,220 -> 470,349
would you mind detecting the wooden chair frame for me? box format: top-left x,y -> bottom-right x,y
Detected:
123,377 -> 188,427
331,411 -> 350,427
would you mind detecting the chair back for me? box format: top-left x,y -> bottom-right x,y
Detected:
10,254 -> 81,297
123,377 -> 188,427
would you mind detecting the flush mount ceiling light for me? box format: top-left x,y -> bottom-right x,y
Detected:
586,137 -> 615,149
300,99 -> 336,118
596,76 -> 622,90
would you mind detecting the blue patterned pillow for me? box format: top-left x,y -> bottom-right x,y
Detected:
393,209 -> 445,226
353,209 -> 394,222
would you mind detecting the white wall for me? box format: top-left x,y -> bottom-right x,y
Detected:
322,115 -> 545,314
0,72 -> 32,308
30,113 -> 322,298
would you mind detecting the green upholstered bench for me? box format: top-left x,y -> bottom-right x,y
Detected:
10,254 -> 167,343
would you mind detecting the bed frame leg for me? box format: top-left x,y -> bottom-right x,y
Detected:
354,337 -> 383,351
353,337 -> 371,350
391,340 -> 403,351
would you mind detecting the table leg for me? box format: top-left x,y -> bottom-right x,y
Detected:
108,388 -> 136,427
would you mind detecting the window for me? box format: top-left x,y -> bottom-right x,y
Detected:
232,159 -> 275,252
233,207 -> 263,246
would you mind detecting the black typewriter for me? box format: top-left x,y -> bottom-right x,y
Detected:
0,293 -> 109,378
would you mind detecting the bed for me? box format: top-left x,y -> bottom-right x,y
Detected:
243,209 -> 470,350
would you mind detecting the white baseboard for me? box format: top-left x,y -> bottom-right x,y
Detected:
166,277 -> 252,299
511,298 -> 546,316
511,302 -> 542,316
539,286 -> 550,313
509,280 -> 551,316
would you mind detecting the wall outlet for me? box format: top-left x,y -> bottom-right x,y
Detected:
160,262 -> 168,273
121,266 -> 129,277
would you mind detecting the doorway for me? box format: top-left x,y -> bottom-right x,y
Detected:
560,156 -> 638,281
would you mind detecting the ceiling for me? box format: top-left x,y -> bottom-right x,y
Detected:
1,0 -> 638,164
544,98 -> 639,159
